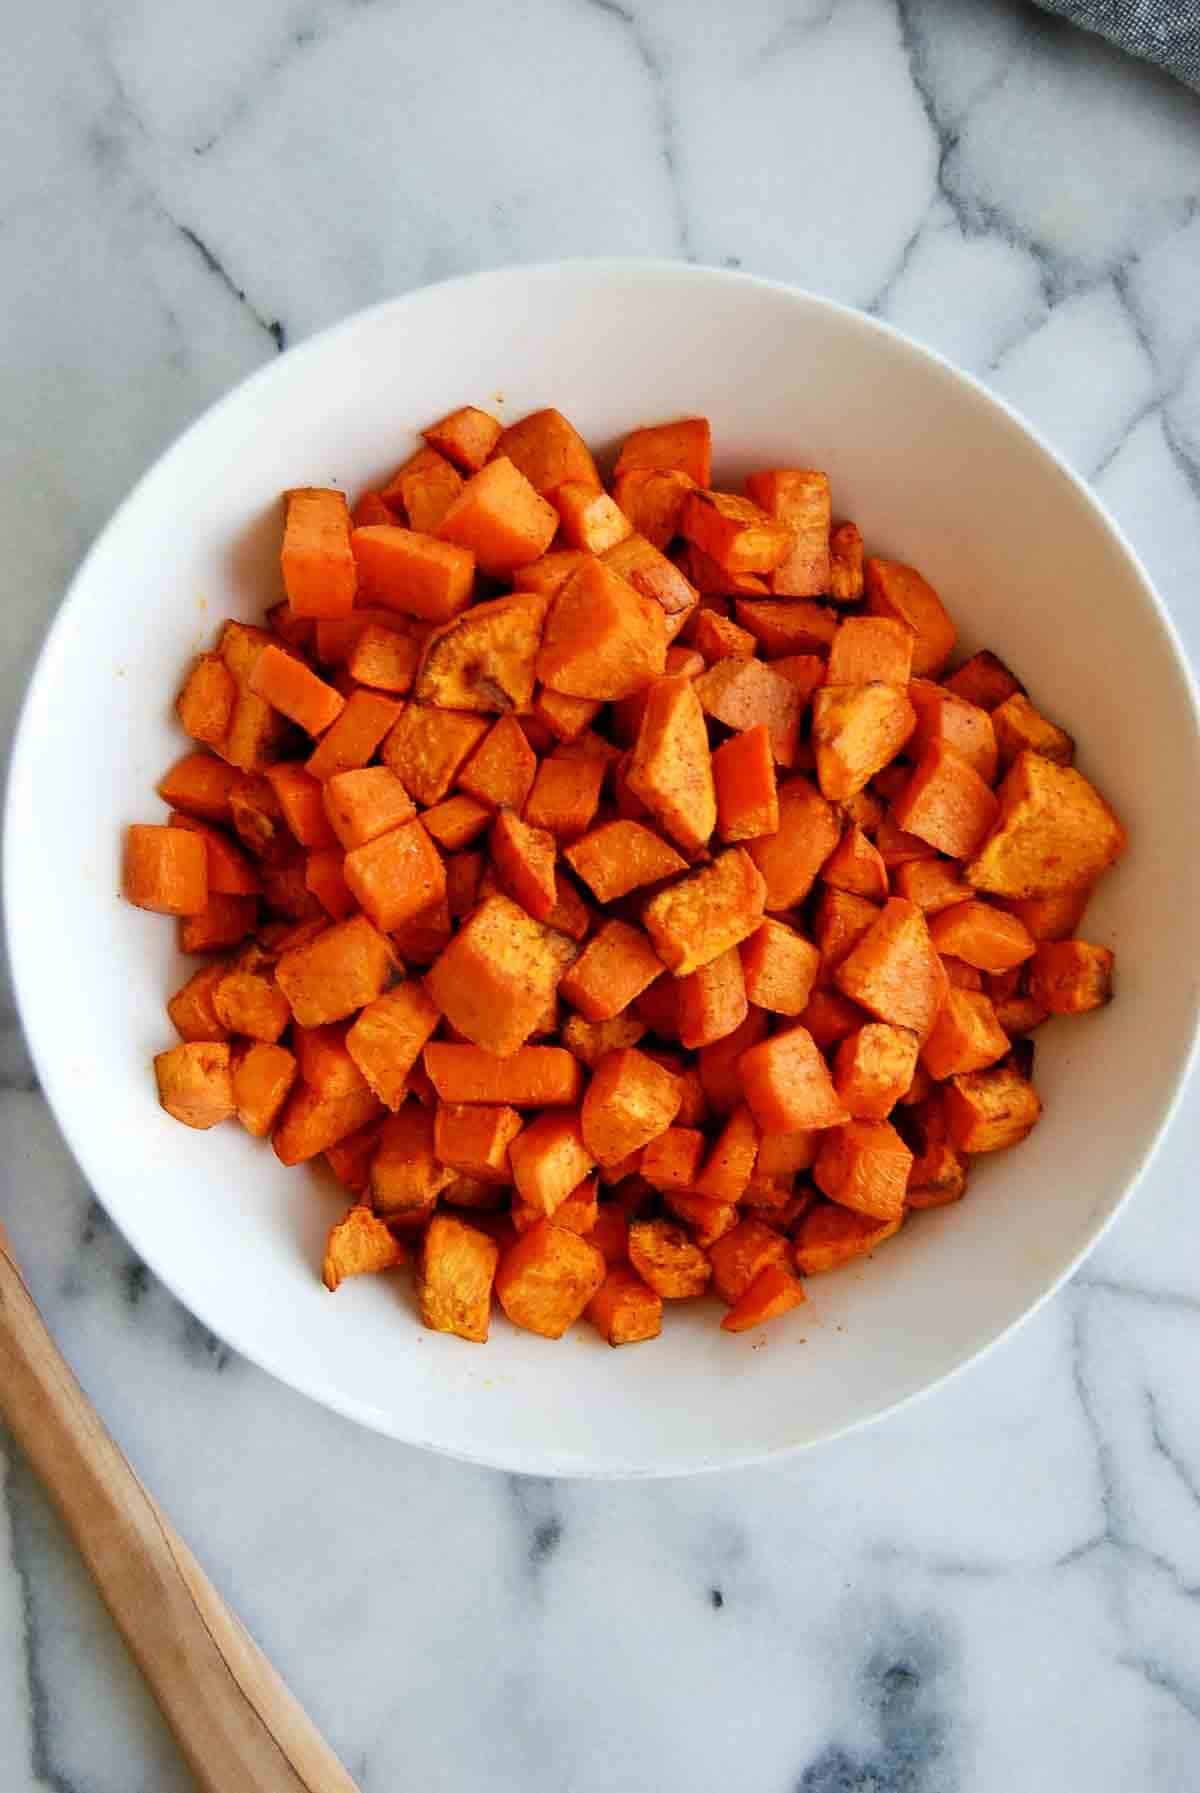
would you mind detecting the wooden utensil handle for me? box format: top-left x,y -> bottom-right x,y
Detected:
0,1224 -> 360,1793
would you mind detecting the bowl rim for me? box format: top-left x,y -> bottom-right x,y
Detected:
7,257 -> 1200,1478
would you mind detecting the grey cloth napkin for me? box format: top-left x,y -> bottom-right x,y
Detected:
1033,0 -> 1200,90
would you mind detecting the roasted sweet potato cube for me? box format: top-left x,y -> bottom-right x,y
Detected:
828,520 -> 865,603
294,1022 -> 368,1097
453,715 -> 536,815
581,1047 -> 682,1166
559,1014 -> 645,1070
892,744 -> 998,860
323,1121 -> 383,1195
350,525 -> 474,624
384,450 -> 463,535
346,981 -> 441,1109
426,893 -> 576,1057
493,406 -> 598,494
346,621 -> 420,694
434,1102 -> 524,1182
623,675 -> 716,855
677,948 -> 748,1050
417,592 -> 546,714
864,558 -> 955,677
602,534 -> 699,632
721,1262 -> 805,1332
814,887 -> 881,977
835,898 -> 947,1039
179,894 -> 257,954
212,964 -> 290,1042
821,824 -> 888,902
615,417 -> 711,486
814,1118 -> 912,1221
739,919 -> 820,1016
906,1141 -> 969,1208
812,683 -> 917,802
423,405 -> 503,474
965,752 -> 1126,899
695,658 -> 805,768
166,810 -> 259,900
436,456 -> 558,577
892,858 -> 975,914
322,767 -> 416,851
537,557 -> 667,702
1001,884 -> 1094,942
232,1042 -> 297,1137
513,548 -> 590,600
282,487 -> 356,620
682,488 -> 791,576
168,963 -> 231,1042
422,795 -> 492,853
124,824 -> 208,915
920,989 -> 1010,1080
734,598 -> 838,657
322,1206 -> 404,1292
1027,940 -> 1114,1014
514,1172 -> 597,1237
495,1220 -> 606,1338
907,681 -> 998,783
707,1217 -> 789,1304
741,469 -> 832,597
343,818 -> 444,933
423,1042 -> 581,1106
643,848 -> 766,977
305,689 -> 403,782
371,1104 -> 457,1215
612,466 -> 695,549
586,1265 -> 663,1345
552,480 -> 632,555
944,1063 -> 1042,1152
639,1127 -> 706,1191
158,752 -> 242,822
154,1042 -> 234,1129
418,1213 -> 500,1342
273,1082 -> 381,1165
559,921 -> 665,1023
833,1023 -> 919,1119
827,616 -> 914,687
523,755 -> 606,844
929,900 -> 1035,972
626,1218 -> 710,1298
508,1110 -> 595,1217
992,692 -> 1074,771
380,704 -> 486,806
793,1202 -> 902,1274
689,609 -> 756,664
944,650 -> 1024,712
746,777 -> 841,911
490,808 -> 557,921
694,1104 -> 760,1201
697,1007 -> 769,1113
177,653 -> 236,750
712,724 -> 779,843
247,644 -> 344,737
275,914 -> 393,1027
740,1025 -> 848,1134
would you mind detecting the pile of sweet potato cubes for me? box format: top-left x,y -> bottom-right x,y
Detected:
123,404 -> 1125,1346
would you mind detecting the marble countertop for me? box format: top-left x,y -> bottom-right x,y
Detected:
3,2 -> 1200,1787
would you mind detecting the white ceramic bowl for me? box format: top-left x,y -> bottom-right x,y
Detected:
8,262 -> 1199,1477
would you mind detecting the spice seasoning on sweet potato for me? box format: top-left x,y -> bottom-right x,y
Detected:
1027,941 -> 1114,1014
892,743 -> 999,860
864,558 -> 955,676
495,1220 -> 606,1338
695,657 -> 805,767
423,406 -> 503,474
321,1206 -> 405,1292
426,893 -> 576,1057
560,920 -> 664,1023
371,1105 -> 457,1215
418,1213 -> 500,1341
944,649 -> 1024,712
343,817 -> 445,933
944,1062 -> 1042,1152
739,919 -> 820,1016
581,1048 -> 682,1166
711,723 -> 779,843
907,682 -> 998,783
586,1265 -> 663,1345
275,913 -> 394,1028
643,847 -> 766,977
564,819 -> 687,904
833,1023 -> 919,1119
624,675 -> 716,856
346,981 -> 441,1110
965,752 -> 1126,899
154,1042 -> 234,1129
928,901 -> 1035,973
628,1219 -> 712,1299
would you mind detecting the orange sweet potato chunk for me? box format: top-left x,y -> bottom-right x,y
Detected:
177,653 -> 235,750
343,818 -> 445,933
537,557 -> 667,701
419,1213 -> 500,1341
892,744 -> 999,861
159,752 -> 242,822
793,1202 -> 901,1274
231,1042 -> 297,1138
739,919 -> 820,1017
586,1265 -> 663,1344
351,526 -> 475,624
612,467 -> 695,549
494,407 -> 599,493
509,1110 -> 595,1216
248,644 -> 344,737
371,1104 -> 457,1215
273,1083 -> 382,1165
305,690 -> 403,782
323,767 -> 416,850
524,755 -> 606,843
560,920 -> 665,1023
829,521 -> 865,604
812,683 -> 917,801
212,963 -> 290,1042
892,858 -> 975,914
639,1126 -> 706,1191
920,988 -> 1010,1080
615,417 -> 711,487
423,405 -> 503,474
694,658 -> 805,767
708,1217 -> 789,1304
721,1262 -> 806,1332
434,1101 -> 524,1182
625,1217 -> 710,1299
827,616 -> 914,686
168,963 -> 230,1041
495,1219 -> 606,1338
814,1118 -> 912,1221
154,1042 -> 234,1129
992,692 -> 1074,772
321,1206 -> 405,1291
944,1063 -> 1042,1152
814,887 -> 880,978
677,947 -> 748,1050
426,893 -> 576,1057
456,715 -> 537,813
692,1104 -> 759,1201
835,898 -> 948,1039
275,914 -> 394,1027
928,900 -> 1035,973
554,480 -> 633,555
294,1022 -> 369,1098
424,1042 -> 582,1106
602,535 -> 698,633
581,1047 -> 682,1166
624,675 -> 716,856
966,752 -> 1126,899
746,777 -> 840,911
282,488 -> 356,620
908,681 -> 998,783
822,824 -> 888,903
734,598 -> 838,657
417,592 -> 546,713
381,704 -> 488,806
436,457 -> 558,577
833,1022 -> 919,1119
741,1026 -> 849,1134
643,847 -> 766,977
744,469 -> 832,597
381,447 -> 464,532
179,894 -> 257,954
490,808 -> 557,921
865,558 -> 956,677
422,794 -> 493,851
682,489 -> 792,576
345,621 -> 420,694
125,823 -> 210,917
346,980 -> 441,1109
1027,940 -> 1114,1014
712,723 -> 779,843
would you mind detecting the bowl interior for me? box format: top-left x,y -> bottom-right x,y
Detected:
8,262 -> 1200,1476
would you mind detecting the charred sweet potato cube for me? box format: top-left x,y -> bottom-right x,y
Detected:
741,1026 -> 848,1133
835,898 -> 948,1039
322,1206 -> 405,1292
864,558 -> 955,677
814,1118 -> 912,1221
560,920 -> 665,1023
928,900 -> 1035,973
793,1202 -> 902,1274
154,1042 -> 234,1129
436,456 -> 558,577
371,1104 -> 456,1217
537,557 -> 667,702
628,1218 -> 712,1298
695,658 -> 805,768
992,693 -> 1074,771
495,1220 -> 606,1338
177,653 -> 236,750
966,752 -> 1126,899
744,469 -> 831,597
426,893 -> 576,1057
345,981 -> 441,1109
581,1047 -> 682,1166
827,616 -> 914,687
920,989 -> 1010,1080
275,913 -> 393,1027
124,824 -> 208,916
273,1082 -> 382,1165
944,650 -> 1024,712
892,744 -> 999,860
586,1265 -> 663,1344
231,1042 -> 297,1137
944,1063 -> 1042,1152
707,1217 -> 789,1304
615,417 -> 711,487
418,1214 -> 500,1342
282,487 -> 356,620
746,776 -> 841,914
739,919 -> 821,1016
907,682 -> 998,783
833,1022 -> 919,1120
1027,940 -> 1114,1014
417,592 -> 546,714
643,848 -> 766,977
422,405 -> 503,474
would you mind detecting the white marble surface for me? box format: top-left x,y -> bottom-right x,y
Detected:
3,1 -> 1200,1787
